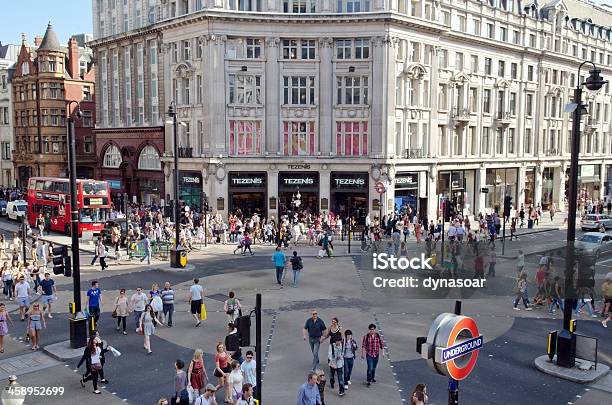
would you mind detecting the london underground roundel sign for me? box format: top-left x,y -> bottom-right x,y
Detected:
422,313 -> 483,381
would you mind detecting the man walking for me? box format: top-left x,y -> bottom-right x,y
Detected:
91,238 -> 101,266
130,287 -> 147,329
296,372 -> 321,405
240,351 -> 257,396
14,276 -> 30,321
161,281 -> 175,327
86,280 -> 102,324
189,278 -> 204,327
302,310 -> 327,371
38,272 -> 56,318
140,235 -> 152,266
272,247 -> 287,288
290,251 -> 303,288
361,323 -> 385,387
97,240 -> 108,271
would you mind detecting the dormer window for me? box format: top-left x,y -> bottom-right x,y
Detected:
21,62 -> 29,75
49,56 -> 56,72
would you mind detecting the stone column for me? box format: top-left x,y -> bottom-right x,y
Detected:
599,162 -> 606,202
534,164 -> 543,206
553,166 -> 563,209
385,37 -> 399,156
518,165 -> 526,207
429,46 -> 440,157
268,168 -> 279,220
371,36 -> 385,156
210,34 -> 227,154
427,164 -> 438,221
319,168 -> 331,213
265,37 -> 280,154
319,37 -> 333,155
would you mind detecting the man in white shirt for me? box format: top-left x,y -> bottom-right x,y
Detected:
236,383 -> 255,405
14,277 -> 30,321
189,278 -> 204,327
240,351 -> 257,396
130,287 -> 147,329
37,240 -> 48,269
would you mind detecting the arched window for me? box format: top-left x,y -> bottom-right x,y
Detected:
138,145 -> 161,170
103,144 -> 122,168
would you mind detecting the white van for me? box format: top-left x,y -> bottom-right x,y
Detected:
6,200 -> 27,221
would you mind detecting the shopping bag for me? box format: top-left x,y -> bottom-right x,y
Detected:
200,302 -> 207,321
430,254 -> 437,266
109,346 -> 122,357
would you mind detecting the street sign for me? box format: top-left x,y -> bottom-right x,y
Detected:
419,313 -> 483,381
374,181 -> 386,194
481,188 -> 489,193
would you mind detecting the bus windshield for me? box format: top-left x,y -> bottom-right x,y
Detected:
80,208 -> 110,223
81,181 -> 108,196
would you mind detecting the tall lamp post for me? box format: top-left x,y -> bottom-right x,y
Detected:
557,62 -> 606,368
66,100 -> 87,348
167,102 -> 182,268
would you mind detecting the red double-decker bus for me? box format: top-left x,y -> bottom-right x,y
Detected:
27,177 -> 111,235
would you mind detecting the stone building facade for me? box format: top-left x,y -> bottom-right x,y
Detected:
91,0 -> 612,221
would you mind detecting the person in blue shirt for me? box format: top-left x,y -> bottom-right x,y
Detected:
296,372 -> 321,405
271,247 -> 286,287
86,280 -> 103,324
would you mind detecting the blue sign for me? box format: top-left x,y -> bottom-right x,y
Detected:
440,335 -> 483,363
108,180 -> 121,189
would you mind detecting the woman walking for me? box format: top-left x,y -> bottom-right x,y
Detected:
188,349 -> 208,396
513,273 -> 533,311
26,303 -> 46,350
79,336 -> 109,394
223,292 -> 242,324
150,283 -> 163,320
2,262 -> 14,301
113,289 -> 129,335
139,304 -> 163,354
0,303 -> 15,353
0,234 -> 7,259
213,342 -> 232,403
228,360 -> 244,403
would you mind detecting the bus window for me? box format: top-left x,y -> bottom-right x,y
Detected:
62,182 -> 69,194
52,206 -> 59,218
80,207 -> 110,223
35,181 -> 44,191
43,181 -> 53,191
28,179 -> 36,189
53,182 -> 64,193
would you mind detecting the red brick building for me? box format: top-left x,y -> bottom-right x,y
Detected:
94,126 -> 165,207
11,24 -> 96,186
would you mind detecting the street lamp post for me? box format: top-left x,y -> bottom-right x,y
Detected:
66,100 -> 87,348
557,62 -> 606,368
167,103 -> 182,268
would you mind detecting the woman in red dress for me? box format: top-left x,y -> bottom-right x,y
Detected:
188,348 -> 208,395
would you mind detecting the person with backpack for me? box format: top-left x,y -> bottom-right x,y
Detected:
361,323 -> 385,387
327,339 -> 345,397
290,251 -> 304,288
342,330 -> 358,389
223,292 -> 242,323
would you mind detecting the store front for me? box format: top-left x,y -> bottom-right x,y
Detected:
278,172 -> 319,215
437,170 -> 475,217
579,164 -> 601,202
178,171 -> 202,212
228,172 -> 267,217
542,167 -> 554,208
525,169 -> 535,206
485,168 -> 518,214
139,178 -> 162,206
394,172 -> 419,215
330,172 -> 369,224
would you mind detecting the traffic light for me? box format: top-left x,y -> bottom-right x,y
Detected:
178,201 -> 188,224
504,196 -> 513,217
443,199 -> 453,221
52,245 -> 72,277
236,315 -> 251,347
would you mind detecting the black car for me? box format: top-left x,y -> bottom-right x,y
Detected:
101,218 -> 137,247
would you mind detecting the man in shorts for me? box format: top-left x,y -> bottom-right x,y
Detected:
14,276 -> 30,321
38,272 -> 56,318
189,278 -> 204,327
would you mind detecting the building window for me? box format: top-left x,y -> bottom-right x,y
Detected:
1,142 -> 10,160
229,0 -> 261,11
50,109 -> 59,126
228,74 -> 262,105
283,0 -> 317,13
183,78 -> 190,105
182,40 -> 191,61
52,137 -> 60,154
283,121 -> 316,155
483,89 -> 491,113
512,30 -> 520,45
337,0 -> 370,12
484,58 -> 492,75
482,127 -> 490,154
438,49 -> 448,68
496,128 -> 504,154
498,61 -> 505,77
470,55 -> 478,73
524,128 -> 532,154
335,121 -> 368,156
48,56 -> 57,72
472,19 -> 481,35
283,76 -> 315,105
21,61 -> 29,75
196,75 -> 203,104
138,145 -> 161,170
336,39 -> 369,59
229,120 -> 262,156
525,94 -> 533,116
83,86 -> 92,101
336,76 -> 369,105
486,23 -> 494,39
508,128 -> 515,154
527,65 -> 534,81
510,63 -> 517,79
82,110 -> 93,127
438,84 -> 448,110
509,92 -> 517,115
246,38 -> 262,59
84,136 -> 93,154
282,39 -> 316,60
455,52 -> 464,71
103,144 -> 122,168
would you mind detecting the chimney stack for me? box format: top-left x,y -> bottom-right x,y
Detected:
34,35 -> 42,47
68,37 -> 80,79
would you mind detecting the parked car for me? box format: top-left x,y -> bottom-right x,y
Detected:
6,200 -> 27,221
575,232 -> 612,259
580,214 -> 612,231
0,200 -> 7,216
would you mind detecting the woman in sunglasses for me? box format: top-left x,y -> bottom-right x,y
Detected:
26,303 -> 46,350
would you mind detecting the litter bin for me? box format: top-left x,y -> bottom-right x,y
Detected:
170,247 -> 187,268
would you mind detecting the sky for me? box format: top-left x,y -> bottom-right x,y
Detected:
0,0 -> 92,46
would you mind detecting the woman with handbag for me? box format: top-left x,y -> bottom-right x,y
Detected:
213,342 -> 232,404
140,304 -> 164,354
188,349 -> 208,396
79,335 -> 110,394
113,289 -> 129,335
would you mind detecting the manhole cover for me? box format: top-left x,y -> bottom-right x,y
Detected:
207,293 -> 229,302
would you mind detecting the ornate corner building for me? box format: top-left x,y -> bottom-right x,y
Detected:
11,24 -> 96,186
90,0 -> 612,221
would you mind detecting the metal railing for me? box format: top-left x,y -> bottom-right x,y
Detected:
544,148 -> 561,156
496,111 -> 512,120
178,147 -> 193,158
452,107 -> 471,119
404,148 -> 425,159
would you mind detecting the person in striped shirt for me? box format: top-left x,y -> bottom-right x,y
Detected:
161,282 -> 175,327
361,323 -> 385,387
